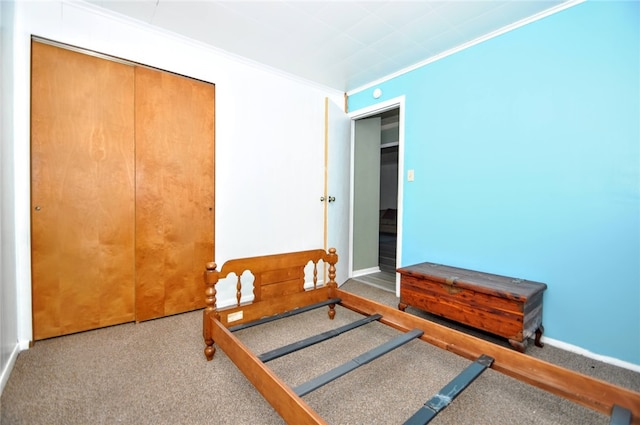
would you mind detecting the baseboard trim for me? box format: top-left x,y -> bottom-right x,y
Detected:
541,336 -> 640,373
352,267 -> 381,278
0,342 -> 22,396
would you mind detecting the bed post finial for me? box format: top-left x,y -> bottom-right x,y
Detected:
204,261 -> 219,361
327,247 -> 339,319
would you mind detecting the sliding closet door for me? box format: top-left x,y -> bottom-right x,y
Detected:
31,41 -> 136,340
134,67 -> 215,321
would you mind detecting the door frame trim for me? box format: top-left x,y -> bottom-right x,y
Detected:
349,96 -> 406,297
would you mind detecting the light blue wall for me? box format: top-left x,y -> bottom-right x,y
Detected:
349,1 -> 639,365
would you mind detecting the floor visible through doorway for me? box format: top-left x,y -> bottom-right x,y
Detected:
349,270 -> 396,293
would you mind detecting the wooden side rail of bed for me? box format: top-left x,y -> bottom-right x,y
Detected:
202,248 -> 640,425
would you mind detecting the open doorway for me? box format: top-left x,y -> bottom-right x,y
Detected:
378,110 -> 399,275
351,107 -> 400,293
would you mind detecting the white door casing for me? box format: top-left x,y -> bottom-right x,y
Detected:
349,96 -> 406,296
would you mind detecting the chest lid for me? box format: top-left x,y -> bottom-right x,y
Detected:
397,262 -> 547,301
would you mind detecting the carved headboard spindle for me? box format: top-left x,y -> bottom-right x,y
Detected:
235,274 -> 242,307
312,262 -> 319,290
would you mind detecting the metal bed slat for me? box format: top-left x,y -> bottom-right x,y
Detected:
610,405 -> 632,425
259,314 -> 383,363
294,328 -> 424,397
228,298 -> 341,332
403,354 -> 495,425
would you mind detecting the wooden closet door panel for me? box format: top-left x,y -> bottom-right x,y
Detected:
134,67 -> 214,321
31,42 -> 136,340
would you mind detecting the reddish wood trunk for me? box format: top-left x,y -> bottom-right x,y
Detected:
398,262 -> 546,352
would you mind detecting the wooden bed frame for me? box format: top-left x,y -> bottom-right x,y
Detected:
203,248 -> 640,425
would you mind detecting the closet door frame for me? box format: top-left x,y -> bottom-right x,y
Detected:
30,38 -> 216,338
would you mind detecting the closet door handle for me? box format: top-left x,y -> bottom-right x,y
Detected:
328,196 -> 336,203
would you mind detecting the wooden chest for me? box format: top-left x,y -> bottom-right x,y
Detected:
397,262 -> 547,352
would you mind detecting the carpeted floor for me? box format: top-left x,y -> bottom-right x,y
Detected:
1,280 -> 638,425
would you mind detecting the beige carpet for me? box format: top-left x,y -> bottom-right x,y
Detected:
1,280 -> 638,425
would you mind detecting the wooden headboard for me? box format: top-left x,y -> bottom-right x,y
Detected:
204,247 -> 338,325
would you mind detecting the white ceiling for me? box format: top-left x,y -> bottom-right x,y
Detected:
86,0 -> 571,92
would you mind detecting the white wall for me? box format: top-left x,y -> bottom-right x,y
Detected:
1,0 -> 21,395
1,0 -> 345,390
